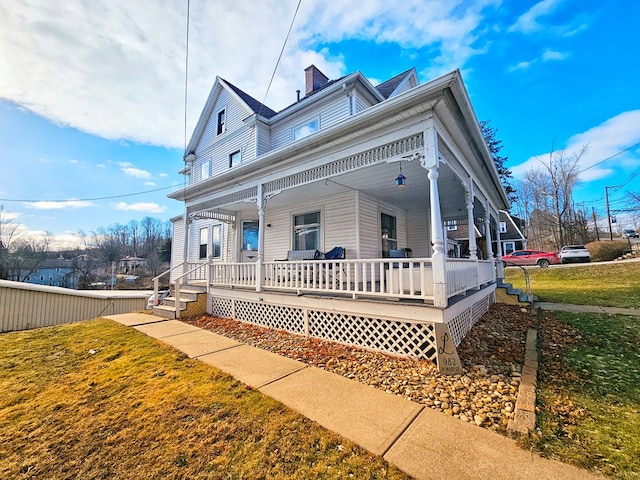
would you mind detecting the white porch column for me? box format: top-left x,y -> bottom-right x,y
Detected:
484,206 -> 494,261
256,184 -> 265,293
493,208 -> 505,280
424,124 -> 447,308
465,184 -> 478,261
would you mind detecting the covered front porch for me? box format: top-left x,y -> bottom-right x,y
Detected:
168,115 -> 509,373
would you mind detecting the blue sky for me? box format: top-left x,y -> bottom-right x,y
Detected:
1,0 -> 639,248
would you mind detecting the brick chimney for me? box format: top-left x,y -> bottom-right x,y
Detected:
304,65 -> 329,95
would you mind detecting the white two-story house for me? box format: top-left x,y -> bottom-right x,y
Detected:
164,65 -> 510,373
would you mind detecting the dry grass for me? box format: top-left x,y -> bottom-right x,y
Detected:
0,319 -> 409,479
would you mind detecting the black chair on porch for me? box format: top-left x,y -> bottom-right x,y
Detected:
322,246 -> 346,285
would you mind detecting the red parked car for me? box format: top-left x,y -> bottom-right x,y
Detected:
502,249 -> 560,268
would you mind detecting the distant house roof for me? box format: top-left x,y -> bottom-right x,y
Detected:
222,79 -> 278,119
375,68 -> 415,98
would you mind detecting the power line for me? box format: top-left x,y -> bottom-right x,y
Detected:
578,141 -> 640,174
0,184 -> 182,203
256,0 -> 302,118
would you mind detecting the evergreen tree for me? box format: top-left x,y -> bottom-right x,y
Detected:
480,120 -> 517,204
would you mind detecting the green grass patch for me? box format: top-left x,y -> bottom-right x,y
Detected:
527,312 -> 640,479
504,262 -> 640,308
0,319 -> 409,479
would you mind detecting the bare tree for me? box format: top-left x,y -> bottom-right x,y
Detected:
516,145 -> 588,250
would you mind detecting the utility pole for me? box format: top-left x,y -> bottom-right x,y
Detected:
592,207 -> 600,241
605,185 -> 619,241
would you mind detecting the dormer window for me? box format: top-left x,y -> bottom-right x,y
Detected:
217,108 -> 226,135
293,118 -> 318,141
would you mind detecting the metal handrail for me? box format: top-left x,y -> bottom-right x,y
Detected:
502,262 -> 531,302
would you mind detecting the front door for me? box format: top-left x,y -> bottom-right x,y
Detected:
241,220 -> 259,262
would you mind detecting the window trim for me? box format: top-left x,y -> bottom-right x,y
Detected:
199,227 -> 208,260
200,160 -> 210,180
229,149 -> 241,168
380,212 -> 398,256
216,108 -> 226,136
292,210 -> 322,251
212,224 -> 222,259
292,117 -> 319,141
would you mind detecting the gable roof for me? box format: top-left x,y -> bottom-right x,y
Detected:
222,79 -> 277,119
375,68 -> 417,99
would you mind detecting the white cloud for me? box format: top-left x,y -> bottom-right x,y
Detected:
24,200 -> 95,210
0,0 -> 502,148
119,162 -> 152,179
508,0 -> 563,34
508,60 -> 534,72
144,181 -> 156,186
508,48 -> 568,72
113,202 -> 166,213
68,159 -> 78,164
541,49 -> 568,61
511,110 -> 640,182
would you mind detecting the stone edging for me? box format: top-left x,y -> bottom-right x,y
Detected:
507,328 -> 537,436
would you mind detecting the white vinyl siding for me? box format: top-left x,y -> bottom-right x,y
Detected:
270,94 -> 350,150
262,192 -> 357,262
170,216 -> 185,283
407,210 -> 430,257
256,122 -> 271,155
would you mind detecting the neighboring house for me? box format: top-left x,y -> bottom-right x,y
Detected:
167,65 -> 510,373
497,210 -> 527,256
117,256 -> 147,275
12,257 -> 76,288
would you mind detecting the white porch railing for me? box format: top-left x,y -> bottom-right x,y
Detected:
206,257 -> 497,304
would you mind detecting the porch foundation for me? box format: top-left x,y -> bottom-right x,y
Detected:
206,285 -> 495,373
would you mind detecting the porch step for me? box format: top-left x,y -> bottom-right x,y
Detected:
495,282 -> 533,306
152,284 -> 208,319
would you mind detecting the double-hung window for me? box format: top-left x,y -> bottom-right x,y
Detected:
199,227 -> 208,260
216,109 -> 226,135
446,220 -> 458,231
293,118 -> 318,141
294,211 -> 320,250
201,160 -> 210,180
212,224 -> 222,259
229,150 -> 241,168
381,213 -> 397,256
499,221 -> 507,234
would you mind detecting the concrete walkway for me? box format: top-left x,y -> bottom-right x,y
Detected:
105,313 -> 600,480
535,302 -> 640,316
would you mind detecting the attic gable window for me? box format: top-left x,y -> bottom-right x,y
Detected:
293,118 -> 318,141
217,108 -> 226,135
499,221 -> 507,234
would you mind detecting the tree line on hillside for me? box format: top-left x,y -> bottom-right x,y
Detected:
0,210 -> 172,288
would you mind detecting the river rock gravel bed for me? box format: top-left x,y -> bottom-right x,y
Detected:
182,303 -> 536,433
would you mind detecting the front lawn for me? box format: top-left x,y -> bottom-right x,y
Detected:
0,319 -> 409,479
504,262 -> 640,308
525,311 -> 640,479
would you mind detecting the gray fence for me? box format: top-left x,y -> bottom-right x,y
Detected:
0,280 -> 149,333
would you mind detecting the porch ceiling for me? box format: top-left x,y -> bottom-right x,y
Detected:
197,159 -> 466,217
265,160 -> 467,217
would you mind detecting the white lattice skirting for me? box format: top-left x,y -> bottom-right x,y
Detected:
447,293 -> 494,346
211,296 -> 442,362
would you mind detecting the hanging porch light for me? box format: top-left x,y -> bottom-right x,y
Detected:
395,162 -> 406,188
